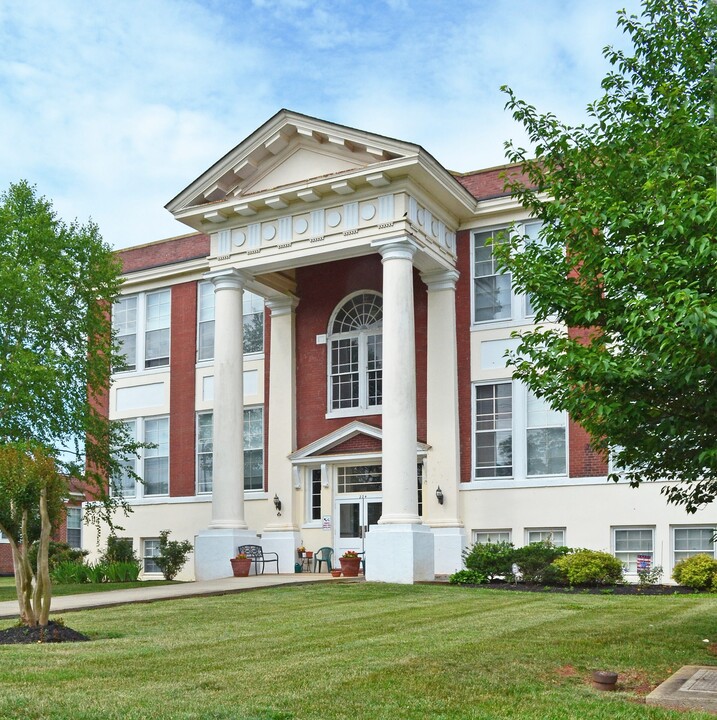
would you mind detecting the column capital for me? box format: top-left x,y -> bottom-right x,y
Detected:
204,268 -> 252,291
421,268 -> 459,292
265,294 -> 300,317
372,237 -> 418,262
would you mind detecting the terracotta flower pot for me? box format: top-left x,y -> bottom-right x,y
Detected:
331,569 -> 342,578
340,557 -> 361,577
231,557 -> 252,577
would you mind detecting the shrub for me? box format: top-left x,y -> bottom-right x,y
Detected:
51,560 -> 90,584
552,550 -> 624,586
154,530 -> 193,581
101,536 -> 138,564
104,561 -> 141,583
513,541 -> 570,584
29,541 -> 88,572
449,569 -> 487,585
637,564 -> 663,586
672,554 -> 717,590
463,541 -> 515,581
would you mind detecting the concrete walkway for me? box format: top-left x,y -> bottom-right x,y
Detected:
0,573 -> 340,619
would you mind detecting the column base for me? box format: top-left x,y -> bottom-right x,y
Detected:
260,530 -> 302,574
364,524 -> 435,584
431,526 -> 468,575
194,528 -> 258,581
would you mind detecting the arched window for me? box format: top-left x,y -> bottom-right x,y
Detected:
328,292 -> 382,413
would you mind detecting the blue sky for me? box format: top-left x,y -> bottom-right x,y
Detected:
0,0 -> 642,249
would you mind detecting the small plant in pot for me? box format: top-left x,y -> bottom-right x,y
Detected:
230,552 -> 252,577
297,546 -> 306,558
339,550 -> 361,577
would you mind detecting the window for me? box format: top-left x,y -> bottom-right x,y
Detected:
523,221 -> 543,317
473,530 -> 511,544
143,538 -> 161,573
473,228 -> 511,322
614,528 -> 654,574
337,465 -> 382,493
194,408 -> 264,492
328,292 -> 382,413
526,391 -> 567,476
527,528 -> 565,546
474,383 -> 513,478
66,507 -> 82,549
473,382 -> 567,481
112,417 -> 169,499
113,290 -> 170,372
674,527 -> 715,564
196,282 -> 264,361
310,468 -> 322,521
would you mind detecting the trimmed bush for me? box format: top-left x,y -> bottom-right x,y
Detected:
449,569 -> 487,585
513,541 -> 570,584
672,554 -> 717,590
101,536 -> 138,565
463,541 -> 515,581
552,550 -> 624,586
154,530 -> 193,581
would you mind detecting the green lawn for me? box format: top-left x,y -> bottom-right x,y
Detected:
0,583 -> 715,719
0,576 -> 178,601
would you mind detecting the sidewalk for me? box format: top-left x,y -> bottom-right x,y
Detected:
0,573 -> 340,619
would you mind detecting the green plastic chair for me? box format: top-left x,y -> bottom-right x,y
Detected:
313,547 -> 333,573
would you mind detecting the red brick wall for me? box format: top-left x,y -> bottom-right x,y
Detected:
320,433 -> 382,455
295,254 -> 428,449
169,282 -> 198,496
455,230 -> 473,483
453,164 -> 530,201
0,545 -> 12,574
119,233 -> 210,274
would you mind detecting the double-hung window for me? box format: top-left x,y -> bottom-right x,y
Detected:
113,289 -> 170,372
195,408 -> 264,493
112,417 -> 169,499
473,382 -> 567,481
328,293 -> 382,414
474,228 -> 511,322
143,538 -> 161,573
674,527 -> 716,564
614,527 -> 654,574
196,281 -> 264,361
66,507 -> 82,549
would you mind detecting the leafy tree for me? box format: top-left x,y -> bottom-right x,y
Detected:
154,530 -> 193,581
497,0 -> 717,511
0,181 -> 139,625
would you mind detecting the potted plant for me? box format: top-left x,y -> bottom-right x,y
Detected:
297,546 -> 306,558
339,550 -> 361,577
331,568 -> 342,578
230,552 -> 252,577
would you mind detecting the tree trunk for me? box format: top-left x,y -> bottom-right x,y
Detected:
34,487 -> 52,626
16,512 -> 37,626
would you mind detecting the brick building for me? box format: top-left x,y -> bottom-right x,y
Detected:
91,110 -> 715,583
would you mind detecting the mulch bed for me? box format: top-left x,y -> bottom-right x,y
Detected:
0,621 -> 89,644
467,581 -> 702,595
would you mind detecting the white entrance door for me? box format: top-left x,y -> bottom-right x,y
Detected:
335,496 -> 382,558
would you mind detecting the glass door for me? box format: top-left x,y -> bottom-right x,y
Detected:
335,496 -> 382,559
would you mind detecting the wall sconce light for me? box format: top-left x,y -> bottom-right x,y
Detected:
435,486 -> 444,505
273,494 -> 282,516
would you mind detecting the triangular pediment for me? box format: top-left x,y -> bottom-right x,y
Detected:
289,420 -> 429,462
166,110 -> 420,215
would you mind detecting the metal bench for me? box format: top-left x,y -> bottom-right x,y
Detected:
237,544 -> 279,575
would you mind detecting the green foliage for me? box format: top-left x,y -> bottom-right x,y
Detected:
672,554 -> 717,589
552,550 -> 624,586
28,541 -> 88,572
637,564 -> 663,586
463,541 -> 515,581
51,561 -> 90,585
448,569 -> 487,586
496,0 -> 717,511
101,536 -> 138,565
513,541 -> 570,584
154,530 -> 193,581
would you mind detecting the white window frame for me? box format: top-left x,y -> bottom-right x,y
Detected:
143,538 -> 161,574
194,407 -> 264,493
196,281 -> 265,363
66,507 -> 82,549
196,412 -> 213,495
473,530 -> 512,544
613,527 -> 655,574
112,416 -> 169,500
526,528 -> 566,546
472,381 -> 568,482
327,291 -> 383,418
113,289 -> 171,374
304,467 -> 324,526
673,526 -> 716,565
471,221 -> 543,328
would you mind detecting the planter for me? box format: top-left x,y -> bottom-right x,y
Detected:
340,557 -> 361,577
331,569 -> 342,578
230,557 -> 252,577
305,551 -> 313,559
592,670 -> 618,691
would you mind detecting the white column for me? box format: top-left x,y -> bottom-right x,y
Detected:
422,269 -> 467,575
210,270 -> 248,529
365,238 -> 434,583
260,295 -> 301,572
194,268 -> 257,580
